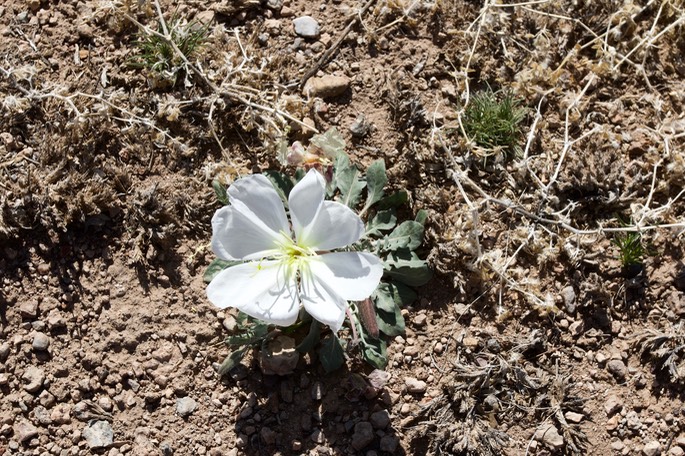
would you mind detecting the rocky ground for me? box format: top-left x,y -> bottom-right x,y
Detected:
2,0 -> 685,455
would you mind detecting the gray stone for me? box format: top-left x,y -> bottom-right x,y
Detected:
369,410 -> 390,429
643,440 -> 661,456
304,75 -> 351,99
564,411 -> 583,423
0,342 -> 10,361
349,114 -> 370,138
33,405 -> 51,425
176,397 -> 198,418
14,420 -> 39,442
604,395 -> 623,416
405,377 -> 427,394
560,286 -> 576,313
292,16 -> 320,38
260,427 -> 277,445
50,403 -> 71,424
626,410 -> 642,432
351,421 -> 374,450
19,300 -> 39,319
380,435 -> 399,453
82,420 -> 113,449
412,314 -> 427,326
536,424 -> 564,449
610,440 -> 625,451
607,359 -> 627,381
22,366 -> 45,393
32,332 -> 50,351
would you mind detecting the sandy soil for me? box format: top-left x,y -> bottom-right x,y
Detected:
2,0 -> 685,455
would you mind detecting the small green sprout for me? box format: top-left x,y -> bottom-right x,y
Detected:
612,231 -> 645,267
462,88 -> 527,162
129,15 -> 209,88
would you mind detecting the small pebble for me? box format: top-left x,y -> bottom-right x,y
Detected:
176,397 -> 198,418
32,332 -> 50,351
607,359 -> 627,381
22,366 -> 45,393
292,16 -> 320,38
605,395 -> 623,416
643,440 -> 661,456
82,420 -> 113,449
405,377 -> 427,394
369,410 -> 390,429
351,421 -> 374,450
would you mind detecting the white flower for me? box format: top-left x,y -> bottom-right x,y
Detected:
207,169 -> 383,331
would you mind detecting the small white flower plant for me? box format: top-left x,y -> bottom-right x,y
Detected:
204,128 -> 431,373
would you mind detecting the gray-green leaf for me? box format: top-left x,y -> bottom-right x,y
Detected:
217,346 -> 249,377
334,154 -> 366,208
212,180 -> 229,205
296,320 -> 321,353
383,220 -> 424,251
366,209 -> 397,236
384,249 -> 432,286
360,335 -> 387,369
319,335 -> 345,373
204,259 -> 241,283
311,127 -> 346,158
376,306 -> 405,337
363,160 -> 387,211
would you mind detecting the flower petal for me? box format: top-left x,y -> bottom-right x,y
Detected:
302,201 -> 364,250
207,260 -> 299,326
228,174 -> 289,236
211,205 -> 281,261
300,273 -> 348,332
288,169 -> 325,244
309,252 -> 383,301
212,174 -> 291,261
288,169 -> 364,250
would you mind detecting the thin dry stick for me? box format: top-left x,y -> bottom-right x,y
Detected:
543,74 -> 598,195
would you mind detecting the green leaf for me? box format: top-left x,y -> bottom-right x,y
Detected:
217,346 -> 249,377
415,209 -> 428,226
311,127 -> 346,158
376,307 -> 405,337
360,334 -> 387,369
319,335 -> 345,373
393,281 -> 418,307
384,249 -> 433,286
367,209 -> 397,236
372,283 -> 407,337
204,259 -> 241,283
363,160 -> 387,211
334,154 -> 366,208
212,180 -> 229,205
383,220 -> 424,251
372,283 -> 398,312
377,190 -> 408,209
225,322 -> 268,346
263,170 -> 294,203
296,320 -> 321,353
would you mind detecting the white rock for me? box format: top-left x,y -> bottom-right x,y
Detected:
293,16 -> 320,38
82,420 -> 113,449
643,440 -> 661,456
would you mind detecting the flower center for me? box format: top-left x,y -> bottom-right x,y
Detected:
274,231 -> 316,264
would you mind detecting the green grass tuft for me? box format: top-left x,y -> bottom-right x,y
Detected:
612,231 -> 645,267
129,15 -> 209,88
462,88 -> 527,161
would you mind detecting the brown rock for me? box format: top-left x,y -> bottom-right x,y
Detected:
304,75 -> 351,99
